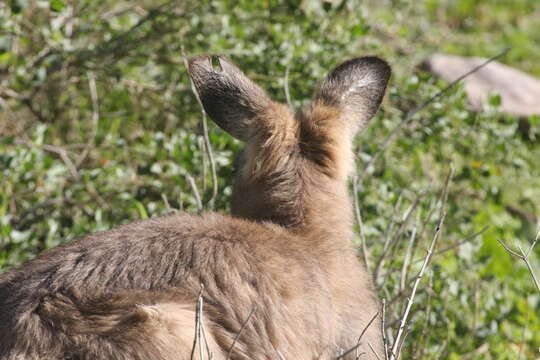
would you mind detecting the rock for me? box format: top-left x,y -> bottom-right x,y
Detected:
422,53 -> 540,117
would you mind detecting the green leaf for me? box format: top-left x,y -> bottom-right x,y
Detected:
50,0 -> 66,12
134,201 -> 149,219
0,136 -> 15,145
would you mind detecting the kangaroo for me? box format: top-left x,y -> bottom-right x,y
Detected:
0,55 -> 391,360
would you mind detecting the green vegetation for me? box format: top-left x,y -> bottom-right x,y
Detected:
1,0 -> 539,358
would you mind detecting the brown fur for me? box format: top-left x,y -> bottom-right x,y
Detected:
0,55 -> 391,359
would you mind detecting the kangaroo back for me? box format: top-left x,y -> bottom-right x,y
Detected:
0,55 -> 390,360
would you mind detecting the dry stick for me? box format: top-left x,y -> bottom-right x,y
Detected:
199,314 -> 213,360
497,226 -> 540,294
412,226 -> 489,265
200,137 -> 208,195
191,286 -> 205,360
394,328 -> 410,360
367,342 -> 383,360
182,55 -> 219,209
225,307 -> 256,360
358,47 -> 511,181
76,71 -> 99,168
374,194 -> 404,283
380,227 -> 488,304
41,144 -> 80,179
161,193 -> 172,212
191,285 -> 213,360
284,63 -> 293,109
390,198 -> 439,300
381,299 -> 389,360
353,176 -> 371,270
412,276 -> 433,360
335,311 -> 379,360
389,168 -> 453,360
400,221 -> 418,292
198,296 -> 205,360
378,191 -> 428,290
187,175 -> 203,212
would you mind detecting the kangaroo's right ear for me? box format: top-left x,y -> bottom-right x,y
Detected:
188,55 -> 273,141
315,57 -> 391,133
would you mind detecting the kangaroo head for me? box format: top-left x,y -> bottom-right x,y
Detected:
188,55 -> 390,231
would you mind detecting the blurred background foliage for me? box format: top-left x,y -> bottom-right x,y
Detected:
1,0 -> 539,359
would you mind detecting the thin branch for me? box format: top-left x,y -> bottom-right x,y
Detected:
353,176 -> 371,270
368,342 -> 383,360
187,175 -> 203,212
76,71 -> 100,168
417,226 -> 488,263
394,328 -> 410,360
284,63 -> 293,109
374,194 -> 404,283
41,144 -> 80,179
336,312 -> 379,360
497,226 -> 540,294
381,298 -> 389,360
378,190 -> 428,289
400,223 -> 417,292
226,307 -> 256,360
359,47 -> 511,181
191,286 -> 205,360
389,168 -> 453,360
412,276 -> 433,360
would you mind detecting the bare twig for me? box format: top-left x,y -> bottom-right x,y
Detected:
400,222 -> 417,292
411,276 -> 433,360
415,226 -> 489,264
284,63 -> 292,109
377,190 -> 428,289
226,307 -> 256,360
497,226 -> 540,294
389,168 -> 453,360
381,299 -> 389,360
368,342 -> 383,360
191,287 -> 204,360
191,285 -> 212,360
394,328 -> 409,360
353,176 -> 371,270
359,47 -> 511,181
187,175 -> 203,212
76,71 -> 100,168
336,312 -> 379,360
374,194 -> 403,282
41,144 -> 80,179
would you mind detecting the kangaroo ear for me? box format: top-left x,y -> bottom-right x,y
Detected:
188,55 -> 273,141
315,57 -> 391,132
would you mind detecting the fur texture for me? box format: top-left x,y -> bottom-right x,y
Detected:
0,55 -> 391,359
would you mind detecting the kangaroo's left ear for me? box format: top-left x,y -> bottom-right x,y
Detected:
188,55 -> 273,141
314,57 -> 391,132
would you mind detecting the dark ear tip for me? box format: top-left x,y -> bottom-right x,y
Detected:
364,56 -> 391,75
188,54 -> 239,78
188,54 -> 211,66
332,56 -> 391,80
348,56 -> 391,79
188,54 -> 212,75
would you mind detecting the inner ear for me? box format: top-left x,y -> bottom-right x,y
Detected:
315,57 -> 391,131
188,55 -> 272,141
